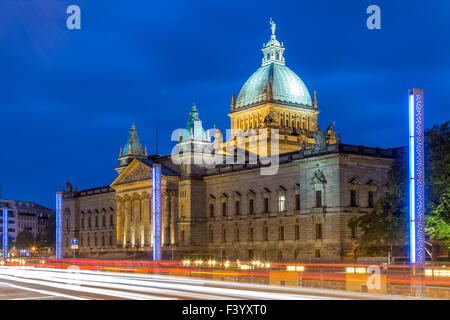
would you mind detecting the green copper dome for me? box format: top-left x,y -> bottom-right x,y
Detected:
121,123 -> 145,156
235,63 -> 312,110
234,19 -> 312,111
180,104 -> 207,142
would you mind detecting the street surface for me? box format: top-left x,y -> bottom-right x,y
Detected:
0,266 -> 422,300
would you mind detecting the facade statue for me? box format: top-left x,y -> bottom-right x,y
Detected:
66,180 -> 72,193
326,123 -> 337,145
263,113 -> 275,126
312,127 -> 327,152
312,169 -> 327,184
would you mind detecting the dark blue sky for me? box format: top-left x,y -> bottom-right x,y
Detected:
1,0 -> 449,209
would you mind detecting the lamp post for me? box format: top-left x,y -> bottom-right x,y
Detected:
408,88 -> 425,296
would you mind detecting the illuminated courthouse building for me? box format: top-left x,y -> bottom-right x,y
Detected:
61,22 -> 401,261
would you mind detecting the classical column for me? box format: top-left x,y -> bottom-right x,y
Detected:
162,191 -> 169,246
170,191 -> 177,245
138,194 -> 144,248
143,193 -> 150,247
123,195 -> 130,247
131,194 -> 137,248
116,197 -> 123,247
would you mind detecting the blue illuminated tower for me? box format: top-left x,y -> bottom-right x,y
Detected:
2,208 -> 8,259
409,89 -> 425,265
56,192 -> 63,260
152,163 -> 162,261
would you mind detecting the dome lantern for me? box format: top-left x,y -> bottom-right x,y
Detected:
261,18 -> 286,67
234,20 -> 313,112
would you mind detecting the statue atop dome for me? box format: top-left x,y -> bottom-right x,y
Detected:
270,17 -> 276,35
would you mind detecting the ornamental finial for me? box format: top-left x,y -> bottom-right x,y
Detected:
270,17 -> 276,35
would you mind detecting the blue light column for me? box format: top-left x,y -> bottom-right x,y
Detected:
56,192 -> 63,260
409,89 -> 425,265
2,208 -> 8,259
152,163 -> 162,261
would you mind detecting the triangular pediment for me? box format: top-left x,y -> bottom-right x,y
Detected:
111,159 -> 152,187
347,177 -> 361,185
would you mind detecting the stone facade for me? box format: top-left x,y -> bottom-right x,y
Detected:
62,144 -> 399,261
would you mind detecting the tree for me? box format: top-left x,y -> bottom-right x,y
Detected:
349,121 -> 450,259
348,156 -> 408,256
424,121 -> 450,255
15,230 -> 34,250
42,212 -> 55,246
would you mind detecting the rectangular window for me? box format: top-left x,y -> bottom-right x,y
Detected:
222,202 -> 227,216
351,227 -> 356,239
210,204 -> 214,217
263,226 -> 268,241
209,228 -> 214,242
368,191 -> 374,208
295,194 -> 300,210
235,201 -> 240,215
316,223 -> 322,240
235,228 -> 239,241
249,199 -> 254,214
264,198 -> 269,213
315,190 -> 322,208
248,249 -> 254,260
278,195 -> 286,212
315,249 -> 321,258
222,228 -> 226,241
278,250 -> 283,260
279,225 -> 284,240
295,225 -> 300,240
181,230 -> 185,243
249,227 -> 254,241
351,190 -> 357,207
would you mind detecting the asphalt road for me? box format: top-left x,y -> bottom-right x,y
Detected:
0,266 -> 419,300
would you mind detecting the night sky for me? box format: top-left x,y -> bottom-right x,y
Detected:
1,0 -> 449,209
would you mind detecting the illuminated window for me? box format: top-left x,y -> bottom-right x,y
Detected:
278,195 -> 286,212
